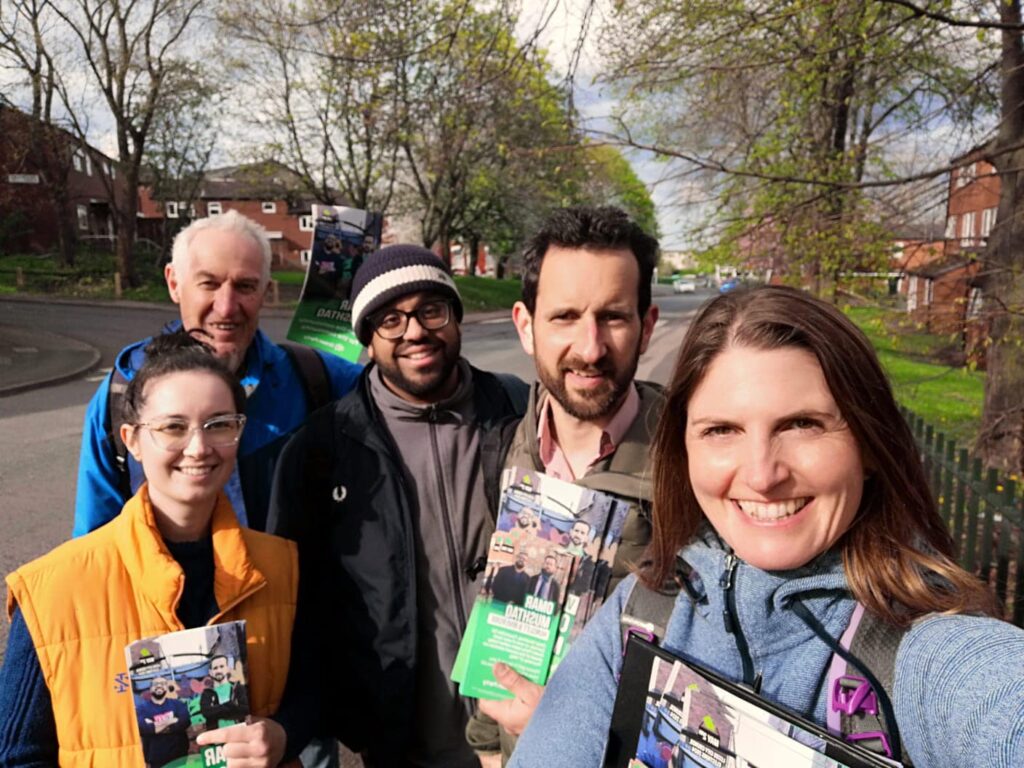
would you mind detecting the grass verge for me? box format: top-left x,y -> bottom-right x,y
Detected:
844,305 -> 984,447
452,275 -> 521,312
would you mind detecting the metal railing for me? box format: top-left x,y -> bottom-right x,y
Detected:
902,407 -> 1024,626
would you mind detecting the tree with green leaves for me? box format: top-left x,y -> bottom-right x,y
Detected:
597,0 -> 983,290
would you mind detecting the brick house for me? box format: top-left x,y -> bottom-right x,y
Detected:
0,104 -> 118,254
893,238 -> 945,295
944,152 -> 999,255
900,148 -> 998,364
138,161 -> 345,269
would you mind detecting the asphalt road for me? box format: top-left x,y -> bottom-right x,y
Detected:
0,287 -> 707,660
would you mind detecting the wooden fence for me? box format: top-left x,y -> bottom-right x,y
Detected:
902,407 -> 1024,626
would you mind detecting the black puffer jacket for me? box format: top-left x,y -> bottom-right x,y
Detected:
267,363 -> 527,764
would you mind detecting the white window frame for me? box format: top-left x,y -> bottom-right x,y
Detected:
300,249 -> 312,265
84,154 -> 91,176
956,162 -> 976,188
299,214 -> 314,232
982,207 -> 997,238
76,204 -> 89,231
925,279 -> 934,306
72,150 -> 85,173
967,287 -> 984,319
166,201 -> 179,219
261,201 -> 277,214
907,276 -> 918,312
945,214 -> 957,240
207,201 -> 222,215
961,211 -> 976,245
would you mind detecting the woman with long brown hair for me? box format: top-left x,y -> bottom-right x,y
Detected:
509,285 -> 1024,768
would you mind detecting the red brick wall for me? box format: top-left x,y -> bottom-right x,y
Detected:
0,108 -> 116,252
196,199 -> 312,268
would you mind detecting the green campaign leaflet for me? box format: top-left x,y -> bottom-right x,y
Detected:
456,534 -> 577,699
494,468 -> 631,674
124,621 -> 249,768
285,205 -> 382,361
455,468 -> 632,699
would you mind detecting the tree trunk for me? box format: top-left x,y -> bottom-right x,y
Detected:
978,147 -> 1024,472
52,190 -> 77,267
978,0 -> 1024,473
114,170 -> 139,286
468,234 -> 480,276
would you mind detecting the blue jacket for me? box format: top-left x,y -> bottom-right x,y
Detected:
74,324 -> 362,534
509,531 -> 1024,768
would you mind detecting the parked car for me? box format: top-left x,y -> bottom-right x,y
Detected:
719,278 -> 741,293
672,277 -> 697,294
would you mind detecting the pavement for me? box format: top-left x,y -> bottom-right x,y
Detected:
0,322 -> 101,397
0,294 -> 511,397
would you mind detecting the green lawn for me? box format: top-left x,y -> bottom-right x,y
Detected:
844,305 -> 984,446
452,275 -> 522,311
0,253 -> 522,313
270,269 -> 306,286
0,250 -> 170,302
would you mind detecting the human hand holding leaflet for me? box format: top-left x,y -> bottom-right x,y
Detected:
477,662 -> 545,736
195,717 -> 286,768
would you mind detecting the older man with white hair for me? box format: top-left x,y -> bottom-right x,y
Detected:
73,210 -> 362,536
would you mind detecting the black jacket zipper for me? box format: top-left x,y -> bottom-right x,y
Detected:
721,553 -> 762,692
428,409 -> 469,632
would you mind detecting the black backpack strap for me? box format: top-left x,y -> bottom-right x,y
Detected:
480,415 -> 521,519
842,609 -> 910,764
791,598 -> 909,765
494,372 -> 529,414
281,342 -> 332,412
619,575 -> 680,650
106,369 -> 133,499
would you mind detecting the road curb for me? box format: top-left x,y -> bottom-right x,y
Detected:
0,326 -> 102,397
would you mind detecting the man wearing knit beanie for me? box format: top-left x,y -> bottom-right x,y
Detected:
268,244 -> 528,767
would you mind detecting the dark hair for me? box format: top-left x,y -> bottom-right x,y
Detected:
521,206 -> 659,317
645,285 -> 996,625
121,330 -> 246,424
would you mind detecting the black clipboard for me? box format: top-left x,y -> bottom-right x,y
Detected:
605,633 -> 900,768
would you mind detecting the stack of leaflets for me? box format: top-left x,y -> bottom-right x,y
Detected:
286,204 -> 383,362
606,635 -> 901,768
125,621 -> 249,768
452,467 -> 630,700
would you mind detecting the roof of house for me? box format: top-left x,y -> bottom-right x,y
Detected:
0,103 -> 114,164
197,161 -> 348,208
907,253 -> 975,278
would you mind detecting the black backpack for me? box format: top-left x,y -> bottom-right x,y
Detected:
106,341 -> 332,497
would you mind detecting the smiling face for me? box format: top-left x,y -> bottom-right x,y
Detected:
165,228 -> 267,373
150,677 -> 169,702
513,245 -> 657,426
685,345 -> 865,571
569,521 -> 590,547
209,657 -> 230,683
122,370 -> 240,530
367,290 -> 461,404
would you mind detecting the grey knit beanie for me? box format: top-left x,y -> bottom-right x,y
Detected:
350,244 -> 464,345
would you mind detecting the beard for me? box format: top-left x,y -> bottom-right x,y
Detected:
537,349 -> 640,422
377,336 -> 461,401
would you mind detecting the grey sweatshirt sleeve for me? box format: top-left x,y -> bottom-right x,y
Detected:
895,613 -> 1024,768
